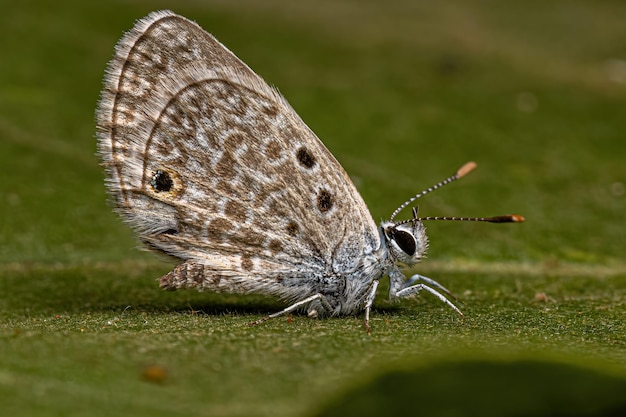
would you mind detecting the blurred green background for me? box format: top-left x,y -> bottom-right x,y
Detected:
1,1 -> 625,416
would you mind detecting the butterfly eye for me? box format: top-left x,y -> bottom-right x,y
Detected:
391,229 -> 417,256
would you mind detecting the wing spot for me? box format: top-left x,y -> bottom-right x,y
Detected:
224,200 -> 247,222
223,132 -> 245,152
286,221 -> 299,236
268,239 -> 283,254
215,153 -> 237,179
241,255 -> 253,271
297,147 -> 316,169
264,139 -> 282,162
206,218 -> 233,243
317,189 -> 334,213
151,170 -> 174,192
262,103 -> 279,117
239,227 -> 264,247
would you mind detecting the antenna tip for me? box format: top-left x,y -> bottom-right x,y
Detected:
510,214 -> 525,222
486,214 -> 525,223
457,161 -> 477,178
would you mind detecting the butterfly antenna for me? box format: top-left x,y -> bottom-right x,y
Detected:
395,211 -> 525,227
390,161 -> 477,221
408,214 -> 525,224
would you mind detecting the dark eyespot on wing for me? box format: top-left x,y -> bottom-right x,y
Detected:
296,146 -> 316,169
317,189 -> 334,213
151,170 -> 174,192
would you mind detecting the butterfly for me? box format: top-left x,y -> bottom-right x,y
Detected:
96,10 -> 523,332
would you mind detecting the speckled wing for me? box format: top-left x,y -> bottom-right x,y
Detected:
96,10 -> 380,297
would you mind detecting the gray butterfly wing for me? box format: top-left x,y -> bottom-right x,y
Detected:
96,10 -> 381,299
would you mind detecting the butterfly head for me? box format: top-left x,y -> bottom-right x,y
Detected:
382,218 -> 428,266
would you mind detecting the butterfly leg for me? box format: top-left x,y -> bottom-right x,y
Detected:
389,269 -> 463,316
363,280 -> 379,334
397,284 -> 463,316
402,273 -> 458,301
249,293 -> 332,326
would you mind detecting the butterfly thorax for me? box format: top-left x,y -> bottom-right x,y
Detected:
324,220 -> 429,315
334,249 -> 391,315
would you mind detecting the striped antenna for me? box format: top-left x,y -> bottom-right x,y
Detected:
395,214 -> 525,226
390,161 -> 477,221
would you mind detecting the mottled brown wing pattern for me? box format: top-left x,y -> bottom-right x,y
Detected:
96,11 -> 380,299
